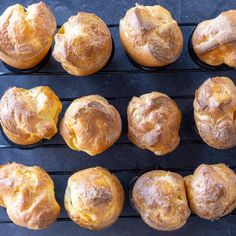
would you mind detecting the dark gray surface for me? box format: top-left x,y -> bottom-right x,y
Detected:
0,0 -> 236,235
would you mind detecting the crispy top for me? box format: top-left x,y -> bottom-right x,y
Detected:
119,4 -> 183,67
0,2 -> 56,63
53,12 -> 112,76
185,163 -> 236,220
132,170 -> 190,231
128,92 -> 181,155
64,167 -> 124,230
192,10 -> 236,66
194,77 -> 236,149
60,95 -> 122,156
0,163 -> 60,229
0,86 -> 62,145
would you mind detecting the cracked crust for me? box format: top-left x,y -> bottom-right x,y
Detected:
64,167 -> 124,230
127,92 -> 181,155
185,163 -> 236,220
132,170 -> 190,231
0,1 -> 56,69
192,10 -> 236,67
0,86 -> 62,145
0,163 -> 60,229
194,77 -> 236,149
53,12 -> 112,76
119,4 -> 183,67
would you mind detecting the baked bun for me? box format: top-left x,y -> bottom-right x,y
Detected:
119,4 -> 183,67
127,92 -> 181,155
132,170 -> 190,231
64,167 -> 124,230
0,86 -> 62,145
60,95 -> 122,155
192,10 -> 236,67
53,12 -> 112,76
0,162 -> 60,229
194,77 -> 236,149
0,2 -> 56,69
185,163 -> 236,220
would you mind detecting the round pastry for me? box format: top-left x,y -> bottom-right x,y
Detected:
127,92 -> 181,155
0,86 -> 62,145
0,2 -> 56,69
192,10 -> 236,67
185,163 -> 236,220
60,95 -> 122,155
53,12 -> 112,76
64,167 -> 124,230
119,4 -> 183,67
0,162 -> 60,230
132,170 -> 190,231
194,77 -> 236,149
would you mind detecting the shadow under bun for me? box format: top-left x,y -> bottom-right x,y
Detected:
0,1 -> 56,69
194,76 -> 236,149
192,10 -> 236,67
128,91 -> 181,155
0,162 -> 60,230
185,163 -> 236,220
119,4 -> 183,67
132,170 -> 190,231
53,12 -> 112,76
0,86 -> 62,146
64,167 -> 124,230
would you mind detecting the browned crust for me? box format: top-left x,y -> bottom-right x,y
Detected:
0,2 -> 56,69
185,163 -> 236,220
0,162 -> 60,229
60,95 -> 122,156
192,10 -> 236,67
194,76 -> 236,149
0,86 -> 62,145
127,92 -> 181,155
119,4 -> 183,67
53,12 -> 112,76
132,170 -> 190,231
64,167 -> 124,230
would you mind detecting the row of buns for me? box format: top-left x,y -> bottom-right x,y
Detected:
0,162 -> 235,231
0,76 -> 236,154
0,2 -> 236,75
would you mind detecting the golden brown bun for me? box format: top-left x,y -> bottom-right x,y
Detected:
192,10 -> 236,67
119,4 -> 183,67
194,77 -> 236,149
60,95 -> 122,156
0,2 -> 56,69
53,12 -> 112,76
132,170 -> 190,231
127,92 -> 181,155
0,162 -> 60,230
64,167 -> 124,230
185,163 -> 236,220
0,86 -> 62,145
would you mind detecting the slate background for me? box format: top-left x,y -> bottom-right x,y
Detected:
0,0 -> 235,235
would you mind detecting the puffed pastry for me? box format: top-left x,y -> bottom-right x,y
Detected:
64,167 -> 124,230
53,12 -> 112,76
0,86 -> 62,145
0,2 -> 56,69
60,95 -> 122,155
192,10 -> 236,67
132,170 -> 190,231
0,162 -> 60,230
194,77 -> 236,149
185,163 -> 236,220
127,92 -> 181,155
119,4 -> 183,67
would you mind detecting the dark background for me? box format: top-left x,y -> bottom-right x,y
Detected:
0,0 -> 235,235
